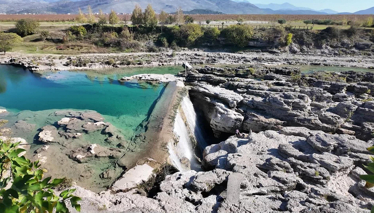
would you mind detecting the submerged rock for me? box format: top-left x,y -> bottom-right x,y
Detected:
38,125 -> 58,143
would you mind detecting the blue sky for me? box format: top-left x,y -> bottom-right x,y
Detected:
238,0 -> 374,12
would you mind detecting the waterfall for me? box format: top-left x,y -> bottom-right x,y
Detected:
168,81 -> 207,171
180,96 -> 208,150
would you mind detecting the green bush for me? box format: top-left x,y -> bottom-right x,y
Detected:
15,19 -> 40,37
172,24 -> 203,46
184,15 -> 194,24
0,140 -> 81,212
222,24 -> 253,47
0,33 -> 23,54
303,20 -> 312,25
69,26 -> 87,39
278,19 -> 286,25
286,33 -> 293,46
203,27 -> 220,41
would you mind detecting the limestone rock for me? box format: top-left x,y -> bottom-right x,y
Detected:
112,164 -> 155,192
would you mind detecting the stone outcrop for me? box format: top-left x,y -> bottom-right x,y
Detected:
188,66 -> 374,141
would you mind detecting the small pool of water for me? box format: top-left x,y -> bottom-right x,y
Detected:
0,65 -> 180,139
0,65 -> 181,192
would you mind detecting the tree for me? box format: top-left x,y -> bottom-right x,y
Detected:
0,33 -> 22,54
143,4 -> 158,28
40,31 -> 50,41
304,20 -> 312,25
76,8 -> 87,23
184,15 -> 194,24
206,20 -> 211,25
203,27 -> 220,41
222,25 -> 253,47
165,15 -> 176,24
109,10 -> 119,25
15,19 -> 40,37
87,6 -> 96,24
159,10 -> 168,25
173,24 -> 203,46
286,33 -> 293,46
175,8 -> 184,24
278,19 -> 286,25
98,9 -> 107,25
0,139 -> 81,212
131,5 -> 143,25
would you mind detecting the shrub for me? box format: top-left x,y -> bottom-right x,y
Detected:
40,30 -> 50,41
262,26 -> 286,46
203,27 -> 220,42
0,140 -> 81,212
120,27 -> 132,41
363,17 -> 374,27
157,36 -> 169,47
165,15 -> 176,24
345,26 -> 358,37
222,24 -> 253,47
184,15 -> 194,24
173,24 -> 203,46
69,26 -> 87,39
322,27 -> 340,40
286,33 -> 293,46
206,20 -> 211,25
0,33 -> 23,54
15,19 -> 40,36
278,19 -> 286,25
120,40 -> 142,51
304,20 -> 312,25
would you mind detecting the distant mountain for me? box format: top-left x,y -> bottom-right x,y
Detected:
0,0 -> 370,15
182,9 -> 224,14
255,2 -> 310,11
320,9 -> 338,14
354,6 -> 374,14
254,2 -> 338,14
6,0 -> 266,14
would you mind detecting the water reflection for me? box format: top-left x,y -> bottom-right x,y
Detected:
0,67 -> 30,93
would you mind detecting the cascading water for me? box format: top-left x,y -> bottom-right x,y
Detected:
180,96 -> 208,150
168,83 -> 206,171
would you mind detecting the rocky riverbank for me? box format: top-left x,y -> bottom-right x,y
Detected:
65,64 -> 374,212
1,50 -> 374,73
2,57 -> 374,212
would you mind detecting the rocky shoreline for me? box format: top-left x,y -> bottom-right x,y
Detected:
2,54 -> 374,212
1,50 -> 374,73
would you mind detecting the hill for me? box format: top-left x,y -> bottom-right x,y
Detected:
354,7 -> 374,15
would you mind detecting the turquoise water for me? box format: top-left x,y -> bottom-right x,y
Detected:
0,65 -> 177,139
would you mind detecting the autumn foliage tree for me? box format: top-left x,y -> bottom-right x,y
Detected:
98,9 -> 107,25
86,6 -> 96,24
75,8 -> 87,23
131,4 -> 143,25
109,10 -> 119,25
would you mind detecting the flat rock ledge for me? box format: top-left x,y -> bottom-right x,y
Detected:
119,74 -> 183,83
67,126 -> 374,213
